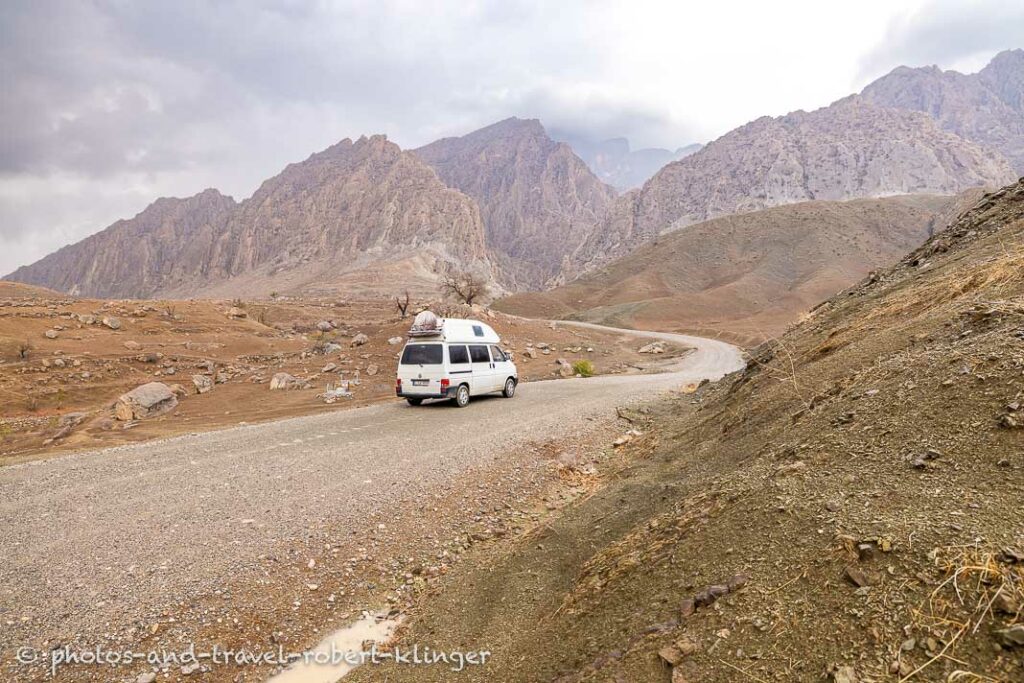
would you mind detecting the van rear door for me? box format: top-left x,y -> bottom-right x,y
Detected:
398,343 -> 445,395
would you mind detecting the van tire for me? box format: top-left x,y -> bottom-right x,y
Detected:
406,398 -> 423,406
452,384 -> 470,408
502,378 -> 517,398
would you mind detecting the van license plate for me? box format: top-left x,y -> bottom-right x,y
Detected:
411,379 -> 428,386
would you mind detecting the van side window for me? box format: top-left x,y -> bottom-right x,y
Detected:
469,345 -> 490,363
472,325 -> 484,337
448,345 -> 470,364
489,346 -> 507,362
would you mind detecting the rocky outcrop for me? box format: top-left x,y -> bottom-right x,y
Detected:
8,136 -> 492,299
415,118 -> 616,289
861,49 -> 1024,173
628,96 -> 1016,240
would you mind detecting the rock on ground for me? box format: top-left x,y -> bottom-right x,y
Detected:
114,382 -> 178,420
191,375 -> 213,394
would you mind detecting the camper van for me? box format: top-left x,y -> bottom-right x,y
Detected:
395,312 -> 518,407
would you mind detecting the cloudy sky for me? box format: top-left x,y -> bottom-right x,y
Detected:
2,0 -> 1022,275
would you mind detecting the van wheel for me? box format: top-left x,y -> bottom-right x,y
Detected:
406,398 -> 423,406
452,384 -> 470,408
502,378 -> 517,398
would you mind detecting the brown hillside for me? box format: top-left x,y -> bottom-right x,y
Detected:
497,194 -> 967,343
351,180 -> 1024,683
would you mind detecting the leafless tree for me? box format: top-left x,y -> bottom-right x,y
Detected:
440,271 -> 489,306
394,290 -> 411,318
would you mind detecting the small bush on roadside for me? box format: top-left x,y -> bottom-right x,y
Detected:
572,360 -> 595,377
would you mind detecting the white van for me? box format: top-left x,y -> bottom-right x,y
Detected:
395,313 -> 518,407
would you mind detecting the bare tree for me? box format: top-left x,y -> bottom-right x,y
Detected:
394,290 -> 411,318
440,271 -> 489,306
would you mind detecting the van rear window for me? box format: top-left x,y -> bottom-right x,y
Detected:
401,344 -> 443,365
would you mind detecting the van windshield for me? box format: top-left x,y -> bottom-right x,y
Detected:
400,344 -> 443,365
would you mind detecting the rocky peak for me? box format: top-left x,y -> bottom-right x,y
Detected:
415,118 -> 616,288
607,94 -> 1016,259
7,136 -> 491,299
862,49 -> 1024,172
979,48 -> 1024,110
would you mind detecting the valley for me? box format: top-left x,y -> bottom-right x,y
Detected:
1,24 -> 1022,683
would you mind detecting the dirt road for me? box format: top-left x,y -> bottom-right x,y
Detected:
0,324 -> 743,679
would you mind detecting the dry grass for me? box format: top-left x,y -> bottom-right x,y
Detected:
896,544 -> 1023,682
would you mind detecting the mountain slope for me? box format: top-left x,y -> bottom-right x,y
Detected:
862,48 -> 1024,173
628,97 -> 1015,243
497,193 -> 971,343
5,188 -> 238,298
355,178 -> 1024,683
7,136 -> 492,299
414,118 -> 617,288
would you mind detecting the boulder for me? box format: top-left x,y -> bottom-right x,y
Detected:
226,306 -> 247,319
191,374 -> 213,394
366,364 -> 379,376
114,382 -> 178,421
316,320 -> 335,332
388,336 -> 404,345
555,358 -> 574,377
270,372 -> 307,390
351,333 -> 369,347
101,316 -> 122,330
638,341 -> 666,354
123,341 -> 142,351
43,329 -> 58,339
522,348 -> 537,359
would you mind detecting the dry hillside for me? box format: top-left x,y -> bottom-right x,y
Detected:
0,296 -> 679,463
498,194 -> 977,344
352,181 -> 1024,682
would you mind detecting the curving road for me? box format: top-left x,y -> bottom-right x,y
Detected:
0,324 -> 744,673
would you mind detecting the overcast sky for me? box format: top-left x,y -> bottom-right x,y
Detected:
2,0 -> 1022,275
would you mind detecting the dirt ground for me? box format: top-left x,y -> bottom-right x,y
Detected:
0,294 -> 685,464
343,184 -> 1024,681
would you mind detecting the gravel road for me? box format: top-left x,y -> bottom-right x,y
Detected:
0,325 -> 743,675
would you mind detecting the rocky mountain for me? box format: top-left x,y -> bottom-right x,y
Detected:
551,132 -> 702,190
8,136 -> 492,299
861,49 -> 1024,173
497,193 -> 968,342
414,118 -> 617,289
6,188 -> 238,298
626,96 -> 1016,245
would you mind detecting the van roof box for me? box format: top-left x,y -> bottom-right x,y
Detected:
409,310 -> 443,337
408,311 -> 500,344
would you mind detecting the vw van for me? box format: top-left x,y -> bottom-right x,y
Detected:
395,312 -> 518,407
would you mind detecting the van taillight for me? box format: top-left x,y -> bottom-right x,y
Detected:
440,378 -> 450,391
395,378 -> 402,391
